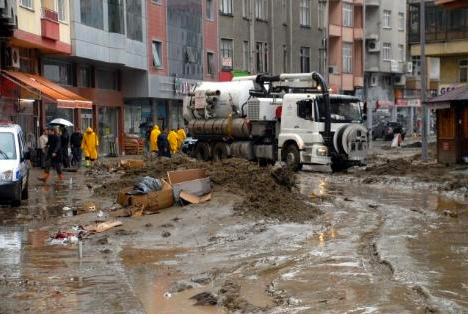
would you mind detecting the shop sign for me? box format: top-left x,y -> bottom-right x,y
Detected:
439,84 -> 465,96
174,78 -> 198,95
396,99 -> 421,107
376,100 -> 393,109
222,57 -> 232,69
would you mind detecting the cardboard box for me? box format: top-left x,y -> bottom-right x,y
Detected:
167,169 -> 211,203
119,159 -> 144,169
117,179 -> 174,213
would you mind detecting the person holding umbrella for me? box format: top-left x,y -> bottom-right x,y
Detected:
38,127 -> 63,183
70,127 -> 83,167
60,126 -> 70,168
81,127 -> 99,167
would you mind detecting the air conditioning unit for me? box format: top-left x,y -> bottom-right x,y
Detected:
329,65 -> 339,74
10,47 -> 20,69
406,62 -> 413,73
394,75 -> 406,86
0,0 -> 17,25
367,40 -> 380,52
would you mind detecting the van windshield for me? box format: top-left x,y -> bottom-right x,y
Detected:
316,99 -> 362,123
0,132 -> 17,160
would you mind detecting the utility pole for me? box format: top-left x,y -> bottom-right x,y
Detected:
420,0 -> 429,161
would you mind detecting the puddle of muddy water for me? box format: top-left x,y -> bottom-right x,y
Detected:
120,247 -> 226,314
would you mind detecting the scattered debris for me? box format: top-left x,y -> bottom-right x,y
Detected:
144,223 -> 153,228
167,168 -> 211,204
167,280 -> 195,293
190,292 -> 218,306
270,164 -> 296,189
443,209 -> 458,218
162,231 -> 171,238
84,220 -> 123,233
126,176 -> 162,195
191,273 -> 212,285
119,159 -> 144,170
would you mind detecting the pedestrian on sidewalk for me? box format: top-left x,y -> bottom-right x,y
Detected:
81,127 -> 99,167
158,129 -> 171,158
70,127 -> 83,167
150,125 -> 161,154
177,126 -> 186,151
38,127 -> 63,183
168,129 -> 179,155
37,128 -> 48,169
60,126 -> 70,168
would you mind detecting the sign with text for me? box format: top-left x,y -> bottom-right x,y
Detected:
439,84 -> 466,96
396,99 -> 421,107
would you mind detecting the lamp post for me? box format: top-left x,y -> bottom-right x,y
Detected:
420,0 -> 429,161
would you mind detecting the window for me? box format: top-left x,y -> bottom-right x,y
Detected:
108,0 -> 124,34
57,0 -> 66,22
256,42 -> 264,73
96,69 -> 118,90
206,0 -> 213,20
383,42 -> 391,60
126,0 -> 143,41
80,0 -> 104,29
459,60 -> 468,83
343,2 -> 353,27
318,0 -> 326,28
300,47 -> 310,73
43,61 -> 72,86
243,41 -> 250,71
342,43 -> 352,73
20,0 -> 33,9
398,45 -> 404,62
264,43 -> 269,72
152,0 -> 161,3
297,100 -> 313,121
412,56 -> 421,76
299,0 -> 310,27
78,66 -> 92,88
242,0 -> 250,18
152,41 -> 162,68
255,0 -> 268,20
283,45 -> 288,72
398,12 -> 405,31
207,52 -> 215,75
220,0 -> 232,15
220,39 -> 233,69
383,10 -> 392,29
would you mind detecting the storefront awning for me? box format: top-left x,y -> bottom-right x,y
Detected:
1,70 -> 93,109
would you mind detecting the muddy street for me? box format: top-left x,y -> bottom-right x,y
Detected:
0,155 -> 468,313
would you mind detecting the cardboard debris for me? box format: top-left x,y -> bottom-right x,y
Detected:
180,191 -> 212,204
117,179 -> 174,213
167,169 -> 211,203
119,159 -> 144,170
111,206 -> 144,218
85,220 -> 123,233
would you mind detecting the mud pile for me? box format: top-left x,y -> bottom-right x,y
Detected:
91,156 -> 321,222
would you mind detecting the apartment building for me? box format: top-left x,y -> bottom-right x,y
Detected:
326,0 -> 364,95
0,0 -> 80,140
364,0 -> 408,129
218,0 -> 325,80
124,0 -> 219,136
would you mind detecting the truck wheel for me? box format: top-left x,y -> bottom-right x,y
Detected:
283,144 -> 302,172
194,142 -> 212,161
212,142 -> 230,162
21,178 -> 29,200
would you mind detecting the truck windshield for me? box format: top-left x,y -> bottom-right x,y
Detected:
0,132 -> 17,160
316,99 -> 362,123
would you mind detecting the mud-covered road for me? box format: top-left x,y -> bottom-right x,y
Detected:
1,152 -> 467,313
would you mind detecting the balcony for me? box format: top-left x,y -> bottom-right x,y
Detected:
354,0 -> 364,5
41,8 -> 59,41
365,0 -> 380,7
329,24 -> 342,37
354,28 -> 363,40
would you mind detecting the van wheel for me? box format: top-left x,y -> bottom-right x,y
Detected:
12,181 -> 22,207
21,179 -> 29,200
194,142 -> 212,161
283,144 -> 302,172
212,142 -> 230,162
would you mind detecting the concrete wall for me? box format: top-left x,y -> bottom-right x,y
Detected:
69,0 -> 147,70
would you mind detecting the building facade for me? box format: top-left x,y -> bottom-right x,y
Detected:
124,0 -> 219,138
218,0 -> 325,80
364,0 -> 409,131
326,0 -> 364,95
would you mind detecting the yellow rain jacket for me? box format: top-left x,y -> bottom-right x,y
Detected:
81,127 -> 99,160
150,125 -> 161,152
168,130 -> 179,153
176,128 -> 186,149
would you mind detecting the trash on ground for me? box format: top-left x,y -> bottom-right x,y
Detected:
126,176 -> 162,195
84,220 -> 123,233
190,292 -> 218,306
167,169 -> 211,204
48,226 -> 88,245
62,206 -> 76,217
119,159 -> 144,170
117,179 -> 174,213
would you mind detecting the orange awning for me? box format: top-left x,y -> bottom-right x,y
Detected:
1,70 -> 93,109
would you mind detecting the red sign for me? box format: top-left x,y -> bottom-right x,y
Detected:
396,99 -> 421,108
0,77 -> 17,98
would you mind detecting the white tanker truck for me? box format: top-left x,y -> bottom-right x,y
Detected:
183,72 -> 368,171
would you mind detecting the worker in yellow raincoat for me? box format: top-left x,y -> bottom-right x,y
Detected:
149,125 -> 161,153
176,127 -> 186,150
167,129 -> 179,154
81,127 -> 99,167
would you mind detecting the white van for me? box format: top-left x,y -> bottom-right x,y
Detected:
0,124 -> 30,206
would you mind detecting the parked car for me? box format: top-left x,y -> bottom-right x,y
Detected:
181,137 -> 198,156
372,121 -> 406,141
0,123 -> 30,206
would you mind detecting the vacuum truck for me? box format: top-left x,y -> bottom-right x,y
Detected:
183,72 -> 368,171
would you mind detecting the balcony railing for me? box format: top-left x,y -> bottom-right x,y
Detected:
41,7 -> 58,23
41,7 -> 59,41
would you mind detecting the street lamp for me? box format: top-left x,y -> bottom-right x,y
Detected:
420,0 -> 429,161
